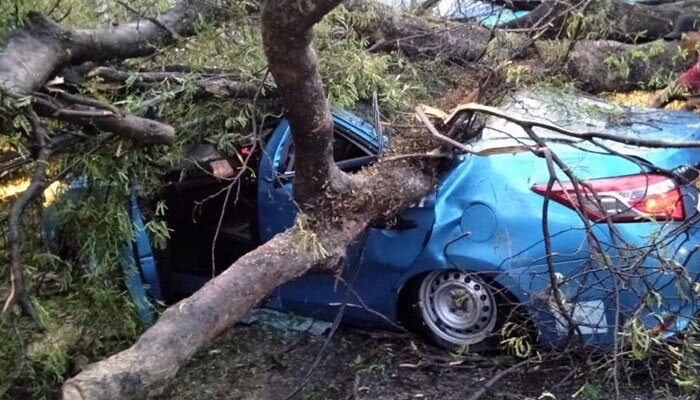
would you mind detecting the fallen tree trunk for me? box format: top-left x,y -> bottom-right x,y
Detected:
61,158 -> 437,400
0,0 -> 227,144
349,0 -> 693,92
500,0 -> 700,42
0,0 -> 691,398
564,39 -> 692,92
61,0 -> 439,397
61,229 -> 348,400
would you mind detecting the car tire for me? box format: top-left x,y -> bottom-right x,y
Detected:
401,269 -> 504,351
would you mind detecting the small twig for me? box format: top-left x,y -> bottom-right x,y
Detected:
466,358 -> 532,400
539,147 -> 585,343
280,235 -> 369,400
46,0 -> 63,17
372,90 -> 384,159
52,108 -> 114,119
414,0 -> 440,16
414,106 -> 476,154
381,153 -> 451,162
115,0 -> 180,41
49,90 -> 124,116
209,70 -> 269,276
352,372 -> 361,400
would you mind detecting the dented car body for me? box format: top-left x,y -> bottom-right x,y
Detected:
103,90 -> 700,349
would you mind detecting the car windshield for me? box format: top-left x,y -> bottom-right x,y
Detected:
377,0 -> 527,27
473,89 -> 700,154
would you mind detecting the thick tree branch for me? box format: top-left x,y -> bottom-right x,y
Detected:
348,0 -> 501,64
87,67 -> 263,100
31,95 -> 175,145
348,0 -> 692,92
61,158 -> 436,400
501,0 -> 700,42
0,0 -> 227,96
498,0 -> 574,34
565,39 -> 691,92
262,0 -> 351,209
0,0 -> 228,145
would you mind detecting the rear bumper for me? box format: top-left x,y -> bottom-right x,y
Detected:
507,221 -> 700,349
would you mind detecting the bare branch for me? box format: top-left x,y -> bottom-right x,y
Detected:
31,96 -> 175,145
466,358 -> 533,400
460,103 -> 700,148
87,67 -> 263,100
2,110 -> 51,325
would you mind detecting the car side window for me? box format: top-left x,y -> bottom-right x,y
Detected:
280,128 -> 375,175
333,132 -> 372,162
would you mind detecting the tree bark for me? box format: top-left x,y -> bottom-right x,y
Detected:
349,0 -> 503,63
61,158 -> 436,400
60,1 -> 439,398
0,0 -> 226,144
603,0 -> 700,42
564,39 -> 693,92
500,0 -> 700,42
349,0 -> 692,92
0,0 -> 224,95
262,0 -> 351,210
86,67 -> 263,100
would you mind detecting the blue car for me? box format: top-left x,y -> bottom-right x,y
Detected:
379,0 -> 649,28
121,89 -> 700,350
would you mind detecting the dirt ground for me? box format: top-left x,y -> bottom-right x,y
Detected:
157,320 -> 670,400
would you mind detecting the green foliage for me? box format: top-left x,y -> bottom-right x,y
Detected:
603,54 -> 631,79
500,321 -> 532,358
505,65 -> 530,85
564,1 -> 614,41
0,1 -> 437,396
293,214 -> 329,260
0,0 -> 39,41
571,381 -> 604,399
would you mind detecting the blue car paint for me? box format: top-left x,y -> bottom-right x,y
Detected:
252,93 -> 700,348
433,0 -> 646,28
257,111 -> 381,242
122,90 -> 700,348
42,181 -> 159,326
125,192 -> 161,326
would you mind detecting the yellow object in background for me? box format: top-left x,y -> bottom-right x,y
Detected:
603,91 -> 685,110
0,179 -> 66,207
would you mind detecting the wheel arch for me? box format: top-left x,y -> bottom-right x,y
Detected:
396,265 -> 530,303
395,266 -> 534,333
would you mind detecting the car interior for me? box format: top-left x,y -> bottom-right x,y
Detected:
155,126 -> 377,300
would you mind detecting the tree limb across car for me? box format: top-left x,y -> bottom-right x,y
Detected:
1,1 -> 700,399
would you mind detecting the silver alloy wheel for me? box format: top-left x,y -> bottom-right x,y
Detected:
419,270 -> 498,346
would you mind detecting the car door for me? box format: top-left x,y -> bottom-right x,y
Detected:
257,115 -> 378,242
257,113 -> 434,324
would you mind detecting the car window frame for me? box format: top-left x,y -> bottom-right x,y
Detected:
275,125 -> 378,183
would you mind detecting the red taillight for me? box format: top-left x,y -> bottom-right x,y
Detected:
532,173 -> 685,222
